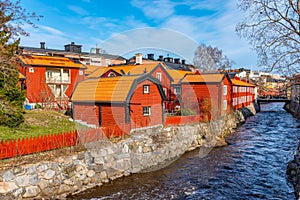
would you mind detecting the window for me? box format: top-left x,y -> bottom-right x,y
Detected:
174,86 -> 181,94
108,72 -> 116,77
223,85 -> 227,95
105,59 -> 111,66
79,70 -> 83,75
29,67 -> 34,73
143,106 -> 151,116
223,100 -> 227,110
163,88 -> 167,95
143,85 -> 150,94
156,72 -> 162,81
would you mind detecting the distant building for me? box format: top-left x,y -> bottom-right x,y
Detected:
19,42 -> 126,67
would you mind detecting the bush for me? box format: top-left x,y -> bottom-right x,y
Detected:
175,108 -> 196,116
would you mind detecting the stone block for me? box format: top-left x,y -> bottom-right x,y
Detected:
87,170 -> 95,178
0,182 -> 18,193
2,170 -> 14,181
57,184 -> 71,195
23,186 -> 41,198
37,164 -> 48,172
99,171 -> 107,181
38,179 -> 49,190
44,169 -> 56,180
16,175 -> 30,187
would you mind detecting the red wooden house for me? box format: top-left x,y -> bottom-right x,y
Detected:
180,73 -> 232,119
231,79 -> 256,110
87,62 -> 174,112
71,74 -> 166,132
165,69 -> 193,112
18,55 -> 86,109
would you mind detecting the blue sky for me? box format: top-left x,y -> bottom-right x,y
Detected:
19,0 -> 258,69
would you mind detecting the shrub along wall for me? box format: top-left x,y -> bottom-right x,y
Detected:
0,103 -> 258,199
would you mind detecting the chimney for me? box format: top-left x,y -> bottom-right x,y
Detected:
158,55 -> 164,61
64,42 -> 82,53
164,57 -> 173,63
135,53 -> 143,65
174,58 -> 180,64
181,60 -> 186,65
147,54 -> 154,60
40,42 -> 45,49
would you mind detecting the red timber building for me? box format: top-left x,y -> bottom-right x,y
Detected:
231,79 -> 256,110
165,69 -> 194,112
71,74 -> 166,132
18,55 -> 86,109
180,73 -> 232,119
87,62 -> 174,112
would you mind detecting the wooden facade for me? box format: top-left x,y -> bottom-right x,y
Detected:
71,75 -> 166,132
231,79 -> 256,110
18,55 -> 86,109
180,73 -> 232,119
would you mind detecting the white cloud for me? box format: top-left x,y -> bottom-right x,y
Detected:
131,0 -> 176,20
100,28 -> 198,62
67,5 -> 89,16
39,25 -> 65,36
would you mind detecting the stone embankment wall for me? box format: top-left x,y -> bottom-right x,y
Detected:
0,103 -> 258,199
286,101 -> 300,199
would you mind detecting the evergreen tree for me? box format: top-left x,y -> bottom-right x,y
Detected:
0,0 -> 41,127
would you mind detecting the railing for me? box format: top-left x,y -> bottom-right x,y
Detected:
0,124 -> 130,160
46,77 -> 70,84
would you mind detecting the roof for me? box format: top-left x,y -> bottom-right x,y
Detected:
19,55 -> 85,69
164,61 -> 191,71
71,74 -> 166,103
20,46 -> 126,60
88,63 -> 162,78
181,73 -> 226,83
19,72 -> 26,79
71,76 -> 136,102
85,65 -> 105,76
231,79 -> 255,87
166,69 -> 193,84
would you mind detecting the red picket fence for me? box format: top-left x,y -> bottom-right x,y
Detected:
0,123 -> 131,160
164,115 -> 204,126
0,131 -> 78,160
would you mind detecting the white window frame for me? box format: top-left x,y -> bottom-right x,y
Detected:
174,86 -> 181,94
29,67 -> 34,73
108,72 -> 116,77
163,88 -> 167,95
143,106 -> 151,116
143,85 -> 150,94
223,85 -> 227,95
156,72 -> 162,81
223,100 -> 227,110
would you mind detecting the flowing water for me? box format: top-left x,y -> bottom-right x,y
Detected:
70,103 -> 300,200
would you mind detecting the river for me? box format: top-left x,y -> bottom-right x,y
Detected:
70,103 -> 300,200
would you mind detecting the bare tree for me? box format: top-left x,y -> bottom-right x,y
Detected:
236,0 -> 300,75
193,44 -> 233,73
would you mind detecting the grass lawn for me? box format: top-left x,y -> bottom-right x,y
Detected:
0,110 -> 77,141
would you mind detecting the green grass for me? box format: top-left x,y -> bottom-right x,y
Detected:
0,110 -> 77,141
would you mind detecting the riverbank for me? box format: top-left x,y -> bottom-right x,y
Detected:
0,103 -> 258,199
286,101 -> 300,199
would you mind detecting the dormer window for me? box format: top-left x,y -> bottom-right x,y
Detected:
156,72 -> 162,81
108,72 -> 116,77
143,85 -> 150,94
